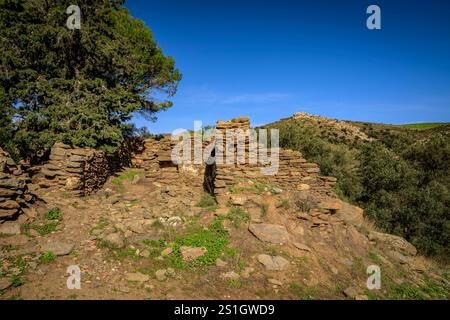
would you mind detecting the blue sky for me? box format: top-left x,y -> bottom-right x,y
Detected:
126,0 -> 450,133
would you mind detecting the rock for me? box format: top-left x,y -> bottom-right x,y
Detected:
215,258 -> 228,267
229,195 -> 247,206
126,272 -> 149,283
368,231 -> 417,256
318,199 -> 342,211
296,184 -> 310,191
0,221 -> 21,235
127,220 -> 145,234
355,295 -> 369,300
155,269 -> 167,281
65,177 -> 81,190
257,254 -> 289,271
220,271 -> 240,280
268,279 -> 283,286
103,232 -> 124,248
0,278 -> 12,290
343,286 -> 360,299
40,241 -> 74,256
409,259 -> 427,273
0,234 -> 29,246
180,246 -> 207,262
161,247 -> 173,256
241,267 -> 254,278
271,187 -> 283,194
248,223 -> 289,244
139,250 -> 150,258
336,202 -> 364,227
293,242 -> 312,252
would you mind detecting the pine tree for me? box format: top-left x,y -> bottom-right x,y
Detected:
0,0 -> 181,160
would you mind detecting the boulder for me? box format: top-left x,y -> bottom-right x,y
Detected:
0,221 -> 21,235
336,202 -> 364,227
368,231 -> 417,256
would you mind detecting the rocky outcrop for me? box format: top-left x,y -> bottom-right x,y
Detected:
0,147 -> 34,224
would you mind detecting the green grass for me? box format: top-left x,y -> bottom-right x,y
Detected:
45,208 -> 62,220
169,217 -> 229,269
41,251 -> 56,263
112,170 -> 139,186
11,276 -> 23,287
35,222 -> 58,235
399,123 -> 449,130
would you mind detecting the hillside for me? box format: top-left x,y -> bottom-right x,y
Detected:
1,116 -> 449,300
263,112 -> 450,259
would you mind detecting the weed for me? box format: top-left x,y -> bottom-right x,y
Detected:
112,170 -> 139,188
278,198 -> 290,209
196,194 -> 217,210
45,208 -> 62,220
226,207 -> 250,228
11,276 -> 23,287
170,217 -> 229,268
367,250 -> 383,265
35,222 -> 58,235
41,251 -> 56,263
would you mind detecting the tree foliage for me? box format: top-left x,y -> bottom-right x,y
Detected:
0,0 -> 181,160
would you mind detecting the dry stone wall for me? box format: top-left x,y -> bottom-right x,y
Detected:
35,143 -> 110,195
131,116 -> 338,203
0,147 -> 34,222
213,117 -> 337,201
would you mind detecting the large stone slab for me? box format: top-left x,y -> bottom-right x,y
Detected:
248,223 -> 289,244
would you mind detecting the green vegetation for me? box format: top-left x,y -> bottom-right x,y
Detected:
399,123 -> 449,130
41,251 -> 56,263
11,276 -> 23,288
265,117 -> 450,257
170,217 -> 229,268
45,208 -> 62,221
226,207 -> 250,228
112,170 -> 139,186
0,0 -> 181,161
35,222 -> 58,235
196,193 -> 217,210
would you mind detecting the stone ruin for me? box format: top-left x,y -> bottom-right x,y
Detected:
32,142 -> 110,196
0,147 -> 35,230
131,116 -> 339,206
4,116 -> 340,208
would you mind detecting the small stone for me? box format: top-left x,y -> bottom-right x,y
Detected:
215,258 -> 228,267
103,232 -> 124,248
355,295 -> 369,300
257,254 -> 290,271
140,250 -> 150,258
126,272 -> 149,283
180,246 -> 207,262
155,269 -> 167,281
343,286 -> 360,299
241,267 -> 255,278
268,278 -> 283,286
161,247 -> 173,256
293,242 -> 312,252
221,271 -> 240,280
296,184 -> 311,191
